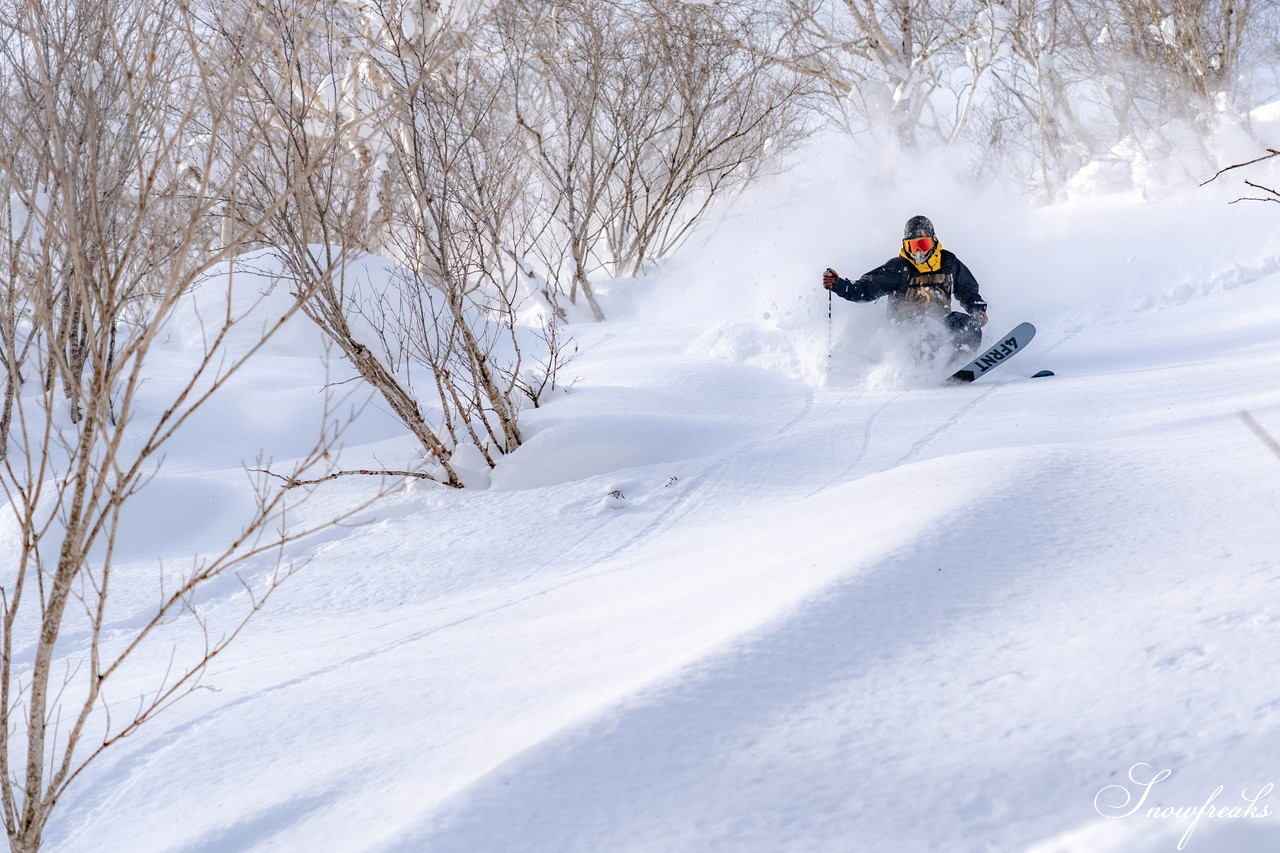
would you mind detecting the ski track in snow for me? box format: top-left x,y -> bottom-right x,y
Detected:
893,382 -> 1003,468
592,383 -> 819,566
800,391 -> 904,498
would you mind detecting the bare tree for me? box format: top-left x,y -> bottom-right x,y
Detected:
601,0 -> 810,277
969,0 -> 1099,193
369,11 -> 530,457
0,0 -> 167,425
501,0 -> 622,321
719,0 -> 1272,194
500,0 -> 810,312
227,0 -> 563,484
1095,0 -> 1256,113
720,0 -> 983,147
0,1 -> 388,850
211,0 -> 461,485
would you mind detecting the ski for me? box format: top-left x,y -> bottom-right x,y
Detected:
947,322 -> 1037,384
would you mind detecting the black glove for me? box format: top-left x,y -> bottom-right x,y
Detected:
969,300 -> 989,327
823,268 -> 838,290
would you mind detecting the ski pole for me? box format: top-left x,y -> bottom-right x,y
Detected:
827,280 -> 833,361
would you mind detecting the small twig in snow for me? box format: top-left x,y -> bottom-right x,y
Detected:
1239,410 -> 1280,461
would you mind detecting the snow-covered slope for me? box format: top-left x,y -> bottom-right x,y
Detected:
38,137 -> 1280,853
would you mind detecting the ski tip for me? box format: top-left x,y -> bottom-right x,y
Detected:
1031,369 -> 1055,378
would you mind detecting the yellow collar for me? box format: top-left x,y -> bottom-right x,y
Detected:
901,239 -> 943,273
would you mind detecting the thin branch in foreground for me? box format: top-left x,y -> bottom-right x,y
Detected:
252,468 -> 443,489
1239,410 -> 1280,461
1199,149 -> 1280,187
1242,181 -> 1280,199
1226,179 -> 1280,205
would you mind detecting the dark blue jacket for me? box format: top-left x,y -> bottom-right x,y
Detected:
831,249 -> 985,322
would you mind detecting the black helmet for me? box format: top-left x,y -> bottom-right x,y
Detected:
904,215 -> 935,240
903,215 -> 938,263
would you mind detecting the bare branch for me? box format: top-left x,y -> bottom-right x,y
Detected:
252,467 -> 438,488
1200,149 -> 1280,187
1239,410 -> 1280,460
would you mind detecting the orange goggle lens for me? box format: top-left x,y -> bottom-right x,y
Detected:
906,236 -> 934,255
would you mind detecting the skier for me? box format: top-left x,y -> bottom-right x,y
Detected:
823,215 -> 989,356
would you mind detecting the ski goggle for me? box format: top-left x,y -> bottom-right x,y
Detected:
905,236 -> 934,256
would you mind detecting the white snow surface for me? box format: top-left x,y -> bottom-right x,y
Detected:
34,128 -> 1280,853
